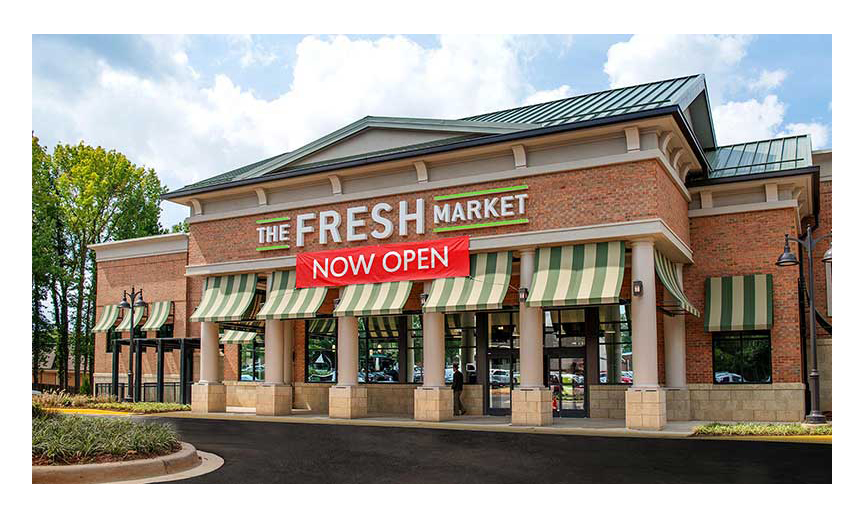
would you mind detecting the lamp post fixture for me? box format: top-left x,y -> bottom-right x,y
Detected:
119,287 -> 147,403
776,225 -> 831,424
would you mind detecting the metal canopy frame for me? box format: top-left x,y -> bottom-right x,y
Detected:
109,337 -> 206,405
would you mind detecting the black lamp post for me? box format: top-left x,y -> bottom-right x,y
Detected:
776,225 -> 831,424
119,287 -> 147,403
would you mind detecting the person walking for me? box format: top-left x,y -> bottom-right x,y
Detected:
452,362 -> 465,416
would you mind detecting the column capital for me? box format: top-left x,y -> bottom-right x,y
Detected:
629,237 -> 655,248
518,247 -> 536,257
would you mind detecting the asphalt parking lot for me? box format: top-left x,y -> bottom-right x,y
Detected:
156,417 -> 831,484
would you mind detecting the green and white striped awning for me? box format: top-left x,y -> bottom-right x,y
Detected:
705,274 -> 773,332
117,306 -> 145,330
219,329 -> 261,345
92,304 -> 120,333
257,271 -> 328,320
423,252 -> 512,313
365,316 -> 400,339
333,281 -> 412,317
654,251 -> 700,317
307,318 -> 337,335
141,301 -> 172,332
527,242 -> 626,307
189,274 -> 258,322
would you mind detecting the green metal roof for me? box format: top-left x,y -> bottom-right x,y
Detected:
462,75 -> 705,127
166,75 -> 720,199
704,135 -> 812,179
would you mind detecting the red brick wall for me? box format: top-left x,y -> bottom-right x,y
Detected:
94,251 -> 189,378
684,208 -> 802,383
808,179 -> 832,337
188,159 -> 690,266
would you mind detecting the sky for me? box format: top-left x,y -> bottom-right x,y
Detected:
31,34 -> 832,229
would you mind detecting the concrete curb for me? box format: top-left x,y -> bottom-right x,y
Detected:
154,412 -> 697,439
32,442 -> 201,484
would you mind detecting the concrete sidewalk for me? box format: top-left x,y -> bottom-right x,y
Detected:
155,407 -> 704,439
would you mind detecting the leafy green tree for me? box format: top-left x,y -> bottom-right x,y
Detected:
53,142 -> 167,391
169,220 -> 189,233
32,136 -> 56,385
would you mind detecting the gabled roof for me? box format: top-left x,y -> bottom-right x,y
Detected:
702,135 -> 813,180
165,75 -> 715,199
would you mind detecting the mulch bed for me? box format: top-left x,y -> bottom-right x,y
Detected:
32,442 -> 181,466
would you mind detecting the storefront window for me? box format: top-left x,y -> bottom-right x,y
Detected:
157,323 -> 174,339
445,313 -> 477,384
359,316 -> 400,383
598,304 -> 632,384
712,332 -> 772,384
306,318 -> 337,383
545,309 -> 587,348
239,341 -> 264,381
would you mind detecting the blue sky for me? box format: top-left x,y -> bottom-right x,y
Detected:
32,34 -> 832,229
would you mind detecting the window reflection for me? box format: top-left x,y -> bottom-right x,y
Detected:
306,318 -> 337,382
713,332 -> 771,383
598,304 -> 632,384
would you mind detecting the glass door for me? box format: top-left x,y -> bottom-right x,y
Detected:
547,355 -> 586,417
485,311 -> 519,416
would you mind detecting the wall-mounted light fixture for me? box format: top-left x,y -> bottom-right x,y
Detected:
518,287 -> 529,303
333,298 -> 341,307
420,293 -> 429,305
632,280 -> 643,297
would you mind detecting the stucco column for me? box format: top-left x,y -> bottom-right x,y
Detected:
199,321 -> 220,383
336,315 -> 359,386
264,319 -> 284,384
518,249 -> 543,388
283,320 -> 294,384
626,238 -> 665,430
192,321 -> 226,413
663,264 -> 687,388
422,284 -> 446,387
329,289 -> 366,418
630,239 -> 659,387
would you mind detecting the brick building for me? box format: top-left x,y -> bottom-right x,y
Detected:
88,74 -> 832,429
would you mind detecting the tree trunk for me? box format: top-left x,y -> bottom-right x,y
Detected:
87,251 -> 97,392
73,239 -> 86,392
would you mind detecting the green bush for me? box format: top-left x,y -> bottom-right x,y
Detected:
32,401 -> 47,419
90,402 -> 191,414
79,377 -> 91,395
32,414 -> 180,465
693,422 -> 832,436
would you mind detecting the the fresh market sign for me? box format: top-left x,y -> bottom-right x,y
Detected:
256,185 -> 528,252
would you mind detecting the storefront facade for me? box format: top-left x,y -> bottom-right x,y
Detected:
89,74 -> 832,429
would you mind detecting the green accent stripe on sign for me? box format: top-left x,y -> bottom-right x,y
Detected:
433,185 -> 528,201
256,244 -> 292,251
433,218 -> 528,233
255,216 -> 292,224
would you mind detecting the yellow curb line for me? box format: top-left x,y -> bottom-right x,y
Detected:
47,408 -> 135,416
695,435 -> 831,444
152,411 -> 695,440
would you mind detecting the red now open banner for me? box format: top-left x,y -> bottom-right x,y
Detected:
296,236 -> 470,288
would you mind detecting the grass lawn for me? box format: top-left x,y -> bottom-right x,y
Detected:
32,408 -> 180,465
693,422 -> 832,436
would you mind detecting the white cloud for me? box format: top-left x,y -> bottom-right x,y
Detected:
749,69 -> 787,91
522,85 -> 575,106
712,95 -> 786,144
779,122 -> 830,149
33,35 -> 569,228
604,34 -> 752,101
230,35 -> 278,68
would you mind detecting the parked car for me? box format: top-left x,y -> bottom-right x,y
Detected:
489,369 -> 510,387
714,371 -> 744,383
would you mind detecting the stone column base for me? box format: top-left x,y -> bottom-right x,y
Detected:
665,388 -> 691,421
626,387 -> 667,430
256,384 -> 293,416
329,385 -> 367,419
511,387 -> 553,426
191,382 -> 226,413
414,387 -> 453,421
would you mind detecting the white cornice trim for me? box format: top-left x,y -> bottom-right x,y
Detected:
184,218 -> 692,276
188,148 -> 691,224
688,200 -> 798,218
89,233 -> 189,263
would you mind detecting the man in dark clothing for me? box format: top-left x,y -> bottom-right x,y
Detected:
452,362 -> 465,416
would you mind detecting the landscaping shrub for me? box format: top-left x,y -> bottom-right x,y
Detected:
693,422 -> 832,436
32,401 -> 47,419
89,402 -> 191,414
32,414 -> 180,465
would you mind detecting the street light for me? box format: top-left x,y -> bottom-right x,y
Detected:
119,287 -> 147,403
775,225 -> 831,424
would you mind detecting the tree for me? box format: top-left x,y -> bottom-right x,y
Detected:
32,136 -> 56,385
53,143 -> 167,391
169,220 -> 189,233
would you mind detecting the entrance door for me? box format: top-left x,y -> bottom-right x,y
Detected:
546,354 -> 586,417
487,352 -> 519,415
